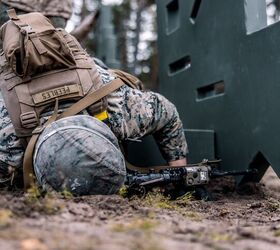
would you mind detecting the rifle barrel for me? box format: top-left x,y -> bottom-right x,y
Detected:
211,169 -> 257,178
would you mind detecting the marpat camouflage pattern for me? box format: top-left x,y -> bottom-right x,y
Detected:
1,0 -> 73,19
0,61 -> 188,187
97,65 -> 188,162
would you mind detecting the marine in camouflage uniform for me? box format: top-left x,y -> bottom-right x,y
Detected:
0,0 -> 72,49
0,0 -> 72,28
98,65 -> 188,162
0,63 -> 188,185
0,3 -> 188,191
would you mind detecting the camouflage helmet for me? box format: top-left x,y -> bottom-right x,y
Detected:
33,115 -> 126,196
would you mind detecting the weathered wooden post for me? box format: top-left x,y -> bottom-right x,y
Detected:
95,4 -> 120,68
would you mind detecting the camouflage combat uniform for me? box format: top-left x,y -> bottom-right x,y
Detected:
0,64 -> 188,182
1,0 -> 72,19
0,0 -> 72,28
97,65 -> 188,162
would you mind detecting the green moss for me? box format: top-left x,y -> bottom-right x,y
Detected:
24,187 -> 63,215
59,189 -> 73,199
267,199 -> 280,212
131,239 -> 163,250
111,219 -> 156,233
111,223 -> 127,233
142,193 -> 175,210
173,192 -> 194,209
274,229 -> 280,237
210,233 -> 233,242
118,185 -> 128,198
25,184 -> 42,203
183,211 -> 201,221
40,195 -> 64,215
0,209 -> 12,228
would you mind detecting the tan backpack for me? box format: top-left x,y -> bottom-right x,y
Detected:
0,9 -> 123,139
0,10 -> 125,189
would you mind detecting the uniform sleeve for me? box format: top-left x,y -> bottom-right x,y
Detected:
107,86 -> 188,162
151,93 -> 188,161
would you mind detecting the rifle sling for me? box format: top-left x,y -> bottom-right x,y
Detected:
126,160 -> 187,173
23,78 -> 124,190
125,160 -> 216,173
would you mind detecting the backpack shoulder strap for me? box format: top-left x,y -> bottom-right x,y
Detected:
58,78 -> 124,119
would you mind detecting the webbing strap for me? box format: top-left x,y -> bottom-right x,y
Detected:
23,98 -> 59,190
58,78 -> 124,119
125,161 -> 171,173
7,9 -> 33,31
30,36 -> 47,54
23,78 -> 124,190
6,9 -> 19,21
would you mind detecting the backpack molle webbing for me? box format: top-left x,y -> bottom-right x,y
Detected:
0,10 -> 107,141
2,9 -> 76,77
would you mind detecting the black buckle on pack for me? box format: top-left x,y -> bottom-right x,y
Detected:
20,111 -> 38,129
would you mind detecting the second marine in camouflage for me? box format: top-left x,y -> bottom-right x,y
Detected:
1,0 -> 72,28
1,0 -> 72,19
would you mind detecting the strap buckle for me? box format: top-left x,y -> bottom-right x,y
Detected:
20,111 -> 38,129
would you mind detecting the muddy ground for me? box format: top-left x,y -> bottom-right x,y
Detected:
0,168 -> 279,250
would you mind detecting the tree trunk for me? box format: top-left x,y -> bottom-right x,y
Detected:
132,0 -> 146,74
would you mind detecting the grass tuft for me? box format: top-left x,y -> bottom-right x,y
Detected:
0,209 -> 12,228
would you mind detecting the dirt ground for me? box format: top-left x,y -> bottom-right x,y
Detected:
0,167 -> 279,250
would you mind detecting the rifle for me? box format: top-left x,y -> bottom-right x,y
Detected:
125,159 -> 258,200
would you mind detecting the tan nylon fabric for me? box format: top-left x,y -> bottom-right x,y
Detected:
125,161 -> 179,173
1,11 -> 76,77
0,11 -> 105,142
23,98 -> 59,190
2,0 -> 73,19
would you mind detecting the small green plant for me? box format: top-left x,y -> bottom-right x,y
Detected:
143,192 -> 175,209
274,229 -> 280,237
25,184 -> 42,203
175,192 -> 194,206
111,219 -> 156,233
118,186 -> 128,198
24,186 -> 63,215
210,233 -> 233,242
60,189 -> 73,199
40,193 -> 64,215
267,198 -> 280,212
0,209 -> 12,228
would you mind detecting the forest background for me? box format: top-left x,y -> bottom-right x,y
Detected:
66,0 -> 280,90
